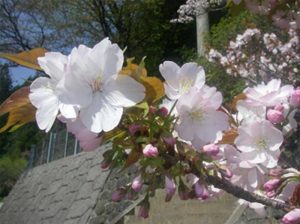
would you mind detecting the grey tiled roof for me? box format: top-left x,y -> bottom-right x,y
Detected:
0,144 -> 141,224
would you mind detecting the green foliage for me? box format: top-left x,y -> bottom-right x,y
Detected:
207,11 -> 253,52
196,57 -> 245,103
191,12 -> 251,102
0,64 -> 12,103
0,155 -> 27,198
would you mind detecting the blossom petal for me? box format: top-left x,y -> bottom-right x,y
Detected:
104,75 -> 145,107
80,92 -> 123,133
159,61 -> 180,89
179,62 -> 205,89
38,52 -> 68,82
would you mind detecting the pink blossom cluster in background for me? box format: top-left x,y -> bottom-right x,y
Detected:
244,0 -> 300,30
208,25 -> 300,84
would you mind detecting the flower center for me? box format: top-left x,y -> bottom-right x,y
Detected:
179,77 -> 193,93
189,108 -> 204,121
255,138 -> 268,150
90,76 -> 102,93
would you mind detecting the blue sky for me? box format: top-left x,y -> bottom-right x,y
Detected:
10,66 -> 35,85
0,59 -> 35,86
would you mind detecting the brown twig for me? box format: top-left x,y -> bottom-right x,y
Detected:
205,174 -> 290,211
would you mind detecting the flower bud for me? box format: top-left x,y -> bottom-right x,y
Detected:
143,144 -> 159,157
267,109 -> 284,124
111,189 -> 125,202
178,182 -> 190,200
128,124 -> 140,135
131,175 -> 143,192
274,104 -> 284,112
163,137 -> 176,147
282,208 -> 300,224
194,182 -> 209,200
221,167 -> 233,179
165,176 -> 176,202
266,190 -> 276,198
263,179 -> 280,192
149,106 -> 157,114
269,167 -> 283,177
138,205 -> 149,219
100,160 -> 110,169
159,106 -> 168,117
290,87 -> 300,108
202,144 -> 220,157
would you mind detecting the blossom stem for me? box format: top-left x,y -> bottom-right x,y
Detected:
167,99 -> 178,119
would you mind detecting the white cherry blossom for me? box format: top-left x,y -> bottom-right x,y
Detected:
29,52 -> 77,132
244,79 -> 293,107
57,38 -> 145,133
159,61 -> 205,100
235,120 -> 283,168
176,86 -> 228,149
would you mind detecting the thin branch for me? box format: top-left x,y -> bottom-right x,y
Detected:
205,174 -> 290,211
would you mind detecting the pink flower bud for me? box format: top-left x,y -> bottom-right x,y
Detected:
269,167 -> 283,177
274,104 -> 284,112
131,175 -> 143,192
266,190 -> 276,198
163,137 -> 176,147
221,167 -> 233,179
111,189 -> 125,202
202,144 -> 220,157
143,144 -> 159,157
138,205 -> 149,219
128,124 -> 140,135
178,183 -> 190,200
194,182 -> 209,200
159,107 -> 168,117
165,176 -> 176,202
100,160 -> 110,169
282,208 -> 300,224
263,179 -> 280,192
290,87 -> 300,108
149,106 -> 157,114
267,109 -> 284,124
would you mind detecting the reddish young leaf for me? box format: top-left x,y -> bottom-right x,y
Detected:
0,86 -> 36,132
218,129 -> 238,144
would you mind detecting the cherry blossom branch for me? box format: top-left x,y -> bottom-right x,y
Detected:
205,174 -> 290,211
